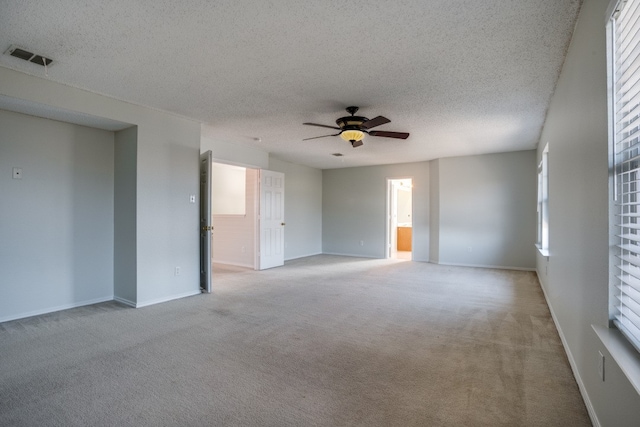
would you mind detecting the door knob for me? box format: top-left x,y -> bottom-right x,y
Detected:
281,222 -> 286,226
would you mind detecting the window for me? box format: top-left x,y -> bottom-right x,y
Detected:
608,0 -> 640,352
536,144 -> 549,256
211,163 -> 246,215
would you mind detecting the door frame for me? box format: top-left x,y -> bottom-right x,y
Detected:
386,177 -> 413,259
200,151 -> 213,292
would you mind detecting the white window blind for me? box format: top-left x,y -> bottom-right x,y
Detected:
612,0 -> 640,352
536,144 -> 549,255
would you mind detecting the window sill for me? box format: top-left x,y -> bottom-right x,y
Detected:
535,245 -> 549,257
593,324 -> 640,396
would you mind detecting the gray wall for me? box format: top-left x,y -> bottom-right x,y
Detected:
135,120 -> 200,306
435,151 -> 536,270
0,66 -> 202,311
0,109 -> 115,321
269,157 -> 323,260
202,135 -> 269,169
114,126 -> 137,304
322,162 -> 430,261
429,159 -> 440,262
322,154 -> 535,269
535,0 -> 640,425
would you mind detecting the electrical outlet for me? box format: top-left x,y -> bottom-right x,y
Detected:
467,246 -> 472,252
241,246 -> 245,253
360,240 -> 364,246
174,267 -> 180,276
598,351 -> 605,381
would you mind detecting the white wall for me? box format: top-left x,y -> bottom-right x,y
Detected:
396,186 -> 412,224
201,135 -> 269,169
535,0 -> 640,425
0,110 -> 114,321
212,168 -> 258,268
211,163 -> 247,215
269,157 -> 323,260
435,150 -> 536,270
322,162 -> 430,261
0,66 -> 202,311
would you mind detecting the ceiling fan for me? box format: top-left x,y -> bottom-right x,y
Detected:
303,106 -> 409,148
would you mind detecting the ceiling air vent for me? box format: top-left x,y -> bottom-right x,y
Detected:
5,45 -> 53,66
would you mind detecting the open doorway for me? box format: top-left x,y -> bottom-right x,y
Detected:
207,163 -> 286,280
387,178 -> 413,260
210,163 -> 260,275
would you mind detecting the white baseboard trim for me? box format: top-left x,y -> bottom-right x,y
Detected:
285,252 -> 323,261
212,259 -> 254,269
535,269 -> 601,427
434,260 -> 536,272
114,296 -> 136,308
319,253 -> 427,263
321,252 -> 379,259
134,289 -> 201,309
0,295 -> 114,323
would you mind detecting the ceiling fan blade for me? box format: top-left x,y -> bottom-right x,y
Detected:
303,133 -> 341,141
361,116 -> 391,130
369,130 -> 410,139
303,122 -> 341,130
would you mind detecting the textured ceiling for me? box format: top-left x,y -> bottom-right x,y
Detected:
0,0 -> 581,169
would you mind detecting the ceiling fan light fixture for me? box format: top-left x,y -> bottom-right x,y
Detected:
340,129 -> 364,142
302,106 -> 409,146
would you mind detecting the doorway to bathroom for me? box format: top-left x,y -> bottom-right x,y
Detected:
386,178 -> 413,260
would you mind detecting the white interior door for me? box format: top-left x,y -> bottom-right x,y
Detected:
259,170 -> 285,270
200,151 -> 212,292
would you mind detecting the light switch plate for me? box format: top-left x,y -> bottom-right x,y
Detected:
12,167 -> 22,179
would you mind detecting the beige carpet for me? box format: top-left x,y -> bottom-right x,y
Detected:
0,255 -> 590,426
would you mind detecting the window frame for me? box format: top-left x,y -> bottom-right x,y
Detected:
607,0 -> 640,354
536,143 -> 549,256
